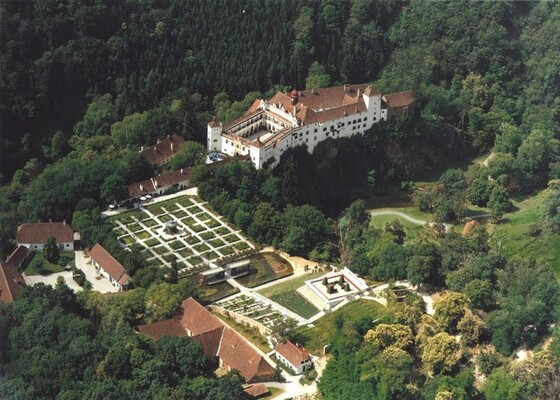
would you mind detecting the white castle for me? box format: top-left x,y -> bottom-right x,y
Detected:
207,83 -> 416,169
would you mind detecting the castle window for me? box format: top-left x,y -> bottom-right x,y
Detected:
323,127 -> 327,132
364,117 -> 368,121
314,128 -> 317,133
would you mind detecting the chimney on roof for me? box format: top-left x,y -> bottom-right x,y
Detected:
140,184 -> 144,192
311,88 -> 314,94
49,219 -> 52,223
344,84 -> 349,92
157,138 -> 160,144
171,141 -> 174,152
140,146 -> 144,152
180,168 -> 184,175
167,134 -> 170,139
151,177 -> 158,189
358,89 -> 363,96
63,220 -> 66,225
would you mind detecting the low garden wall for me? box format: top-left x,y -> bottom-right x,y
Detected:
208,304 -> 272,336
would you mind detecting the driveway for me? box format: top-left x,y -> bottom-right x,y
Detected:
24,271 -> 83,292
75,251 -> 120,293
23,252 -> 121,294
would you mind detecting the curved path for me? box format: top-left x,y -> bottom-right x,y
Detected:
369,209 -> 429,225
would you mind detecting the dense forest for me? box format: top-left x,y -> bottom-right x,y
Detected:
2,0 -> 560,399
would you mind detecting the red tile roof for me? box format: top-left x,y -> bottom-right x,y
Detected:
243,383 -> 270,398
382,90 -> 416,108
140,134 -> 186,166
89,244 -> 130,286
179,297 -> 224,336
266,83 -> 374,126
137,319 -> 187,339
208,116 -> 221,128
0,246 -> 28,303
218,328 -> 275,382
275,340 -> 310,367
136,297 -> 274,382
126,168 -> 191,199
17,222 -> 74,244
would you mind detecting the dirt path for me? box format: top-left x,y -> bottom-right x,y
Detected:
481,152 -> 495,167
369,209 -> 429,225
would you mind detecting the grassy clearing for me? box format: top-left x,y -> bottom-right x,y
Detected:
295,299 -> 389,354
258,272 -> 326,297
186,278 -> 238,303
370,213 -> 422,239
270,291 -> 319,319
369,206 -> 432,221
24,252 -> 70,275
236,253 -> 293,288
492,189 -> 560,275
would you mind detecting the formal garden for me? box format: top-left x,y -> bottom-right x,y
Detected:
217,294 -> 297,332
109,195 -> 255,274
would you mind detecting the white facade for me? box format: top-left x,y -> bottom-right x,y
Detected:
207,85 -> 386,170
20,242 -> 74,251
275,347 -> 313,375
92,260 -> 128,291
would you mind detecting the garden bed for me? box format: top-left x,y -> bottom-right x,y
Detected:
235,252 -> 293,288
270,291 -> 319,319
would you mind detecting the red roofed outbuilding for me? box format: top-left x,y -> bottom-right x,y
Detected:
17,221 -> 74,251
0,246 -> 29,303
140,134 -> 186,166
274,340 -> 313,375
88,244 -> 130,291
382,90 -> 417,119
136,297 -> 275,383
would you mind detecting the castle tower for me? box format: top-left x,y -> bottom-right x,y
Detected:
290,88 -> 299,106
207,116 -> 222,152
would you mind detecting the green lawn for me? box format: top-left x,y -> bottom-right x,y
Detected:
493,189 -> 560,275
258,272 -> 325,297
370,213 -> 423,239
270,291 -> 319,319
24,252 -> 70,275
236,253 -> 293,288
368,206 -> 433,240
295,299 -> 390,354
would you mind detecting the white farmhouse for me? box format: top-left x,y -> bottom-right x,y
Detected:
89,243 -> 131,291
274,340 -> 313,375
208,83 -> 416,169
17,221 -> 75,251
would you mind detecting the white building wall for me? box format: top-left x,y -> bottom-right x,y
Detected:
213,92 -> 386,170
22,242 -> 74,251
93,259 -> 123,290
275,352 -> 312,375
207,125 -> 223,152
